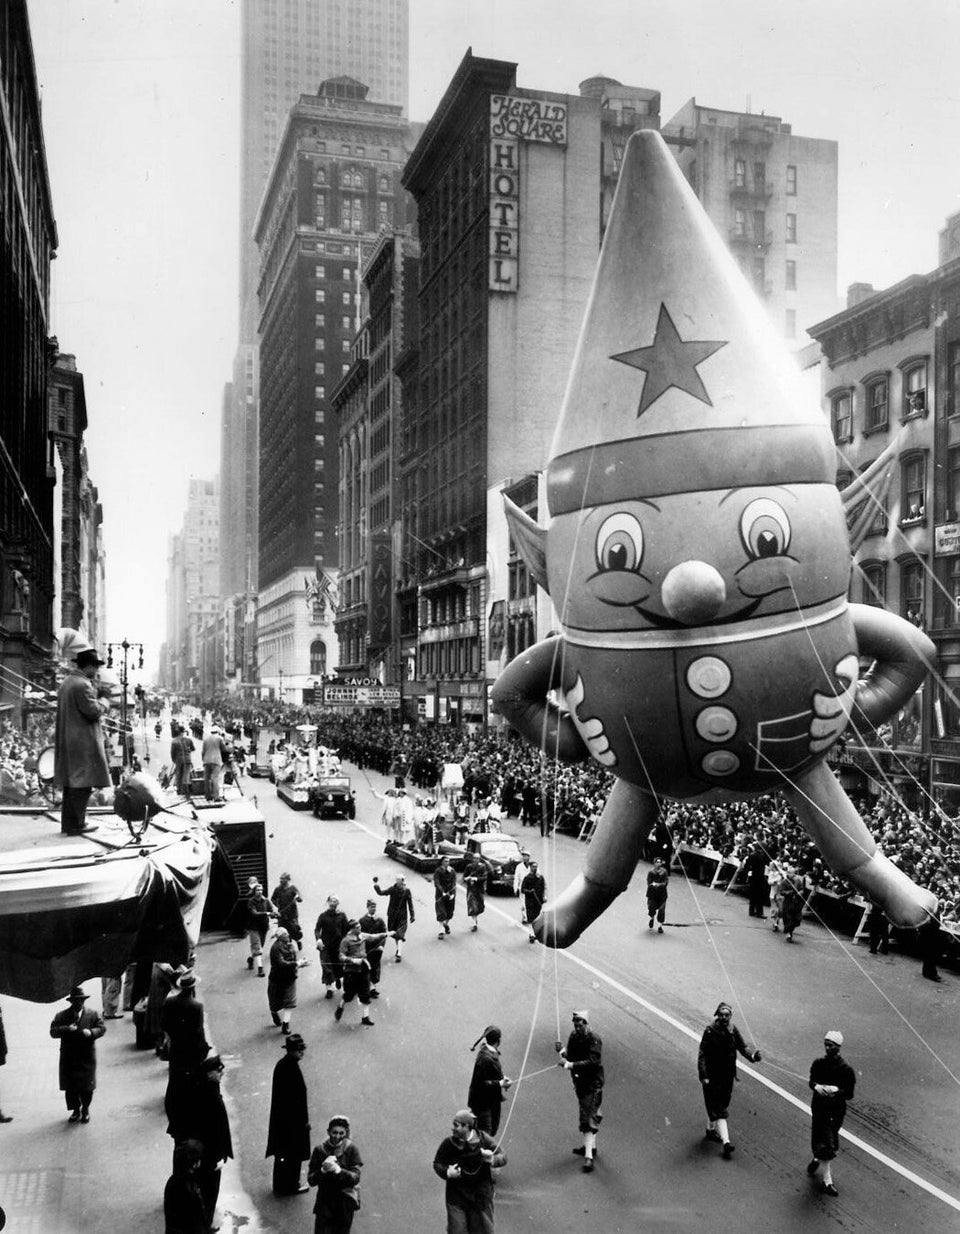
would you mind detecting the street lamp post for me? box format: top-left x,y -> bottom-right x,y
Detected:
106,638 -> 144,769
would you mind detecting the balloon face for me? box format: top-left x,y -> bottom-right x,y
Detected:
546,484 -> 851,636
544,482 -> 858,799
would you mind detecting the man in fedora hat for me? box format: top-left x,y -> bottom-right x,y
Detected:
54,640 -> 113,835
49,987 -> 106,1123
266,1033 -> 311,1195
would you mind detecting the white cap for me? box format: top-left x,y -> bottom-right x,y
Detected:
824,1030 -> 843,1045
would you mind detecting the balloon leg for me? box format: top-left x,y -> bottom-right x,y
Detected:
533,780 -> 657,948
785,761 -> 937,928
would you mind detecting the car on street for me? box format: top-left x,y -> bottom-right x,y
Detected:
310,772 -> 356,819
463,834 -> 524,894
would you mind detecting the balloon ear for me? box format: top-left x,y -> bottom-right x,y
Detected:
504,496 -> 549,593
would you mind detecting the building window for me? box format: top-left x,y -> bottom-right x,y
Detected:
785,309 -> 796,338
786,164 -> 797,195
900,559 -> 924,626
315,264 -> 325,278
315,362 -> 325,375
315,313 -> 325,327
310,640 -> 326,675
315,289 -> 325,302
315,386 -> 325,399
342,316 -> 351,329
831,391 -> 852,443
902,362 -> 926,418
342,291 -> 350,305
733,207 -> 745,236
315,338 -> 325,351
861,561 -> 886,607
753,161 -> 766,191
900,454 -> 926,524
949,341 -> 960,416
785,260 -> 796,290
751,256 -> 765,293
314,170 -> 326,186
949,559 -> 960,628
734,158 -> 745,188
865,377 -> 889,432
948,446 -> 960,521
786,213 -> 797,243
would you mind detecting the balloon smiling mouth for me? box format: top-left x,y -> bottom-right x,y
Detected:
599,595 -> 764,629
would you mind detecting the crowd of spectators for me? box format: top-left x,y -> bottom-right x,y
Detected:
0,715 -> 54,805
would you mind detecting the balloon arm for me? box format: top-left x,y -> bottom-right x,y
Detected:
533,780 -> 657,947
849,603 -> 934,729
785,761 -> 936,927
490,639 -> 589,763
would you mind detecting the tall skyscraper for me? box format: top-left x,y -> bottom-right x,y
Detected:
238,0 -> 409,343
220,0 -> 410,693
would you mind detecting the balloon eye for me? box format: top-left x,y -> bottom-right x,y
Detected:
740,499 -> 790,559
596,513 -> 644,573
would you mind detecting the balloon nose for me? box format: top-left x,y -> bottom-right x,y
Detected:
661,561 -> 726,625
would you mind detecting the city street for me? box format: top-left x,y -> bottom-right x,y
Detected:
195,751 -> 959,1233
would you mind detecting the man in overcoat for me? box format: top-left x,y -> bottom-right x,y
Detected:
265,1033 -> 311,1195
53,643 -> 112,835
49,987 -> 106,1122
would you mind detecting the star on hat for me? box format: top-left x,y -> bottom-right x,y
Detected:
611,303 -> 726,418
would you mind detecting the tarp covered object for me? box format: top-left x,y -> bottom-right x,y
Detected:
0,823 -> 213,1003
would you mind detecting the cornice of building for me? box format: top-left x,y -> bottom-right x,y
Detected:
402,49 -> 517,195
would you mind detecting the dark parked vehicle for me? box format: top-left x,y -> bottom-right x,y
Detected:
464,834 -> 524,894
310,773 -> 356,819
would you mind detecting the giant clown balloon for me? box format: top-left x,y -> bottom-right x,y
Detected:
491,129 -> 938,948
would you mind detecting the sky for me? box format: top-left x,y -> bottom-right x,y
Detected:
26,0 -> 960,675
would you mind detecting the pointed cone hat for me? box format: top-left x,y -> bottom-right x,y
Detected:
546,129 -> 834,517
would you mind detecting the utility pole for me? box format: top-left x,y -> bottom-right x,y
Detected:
106,639 -> 144,768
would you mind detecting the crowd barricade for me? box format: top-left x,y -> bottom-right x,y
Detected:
671,843 -> 741,889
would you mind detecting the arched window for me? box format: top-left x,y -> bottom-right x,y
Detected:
310,640 -> 326,676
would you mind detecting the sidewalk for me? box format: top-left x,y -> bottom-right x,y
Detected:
0,980 -> 267,1234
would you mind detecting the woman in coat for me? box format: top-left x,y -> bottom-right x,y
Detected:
266,1034 -> 310,1195
308,1115 -> 363,1234
463,856 -> 488,932
267,927 -> 299,1034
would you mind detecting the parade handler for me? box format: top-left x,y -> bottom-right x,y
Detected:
806,1030 -> 855,1197
433,1108 -> 507,1234
54,641 -> 112,835
557,1009 -> 604,1172
697,1002 -> 761,1159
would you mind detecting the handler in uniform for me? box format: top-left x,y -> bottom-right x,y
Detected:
806,1029 -> 855,1197
697,1001 -> 761,1159
558,1009 -> 604,1172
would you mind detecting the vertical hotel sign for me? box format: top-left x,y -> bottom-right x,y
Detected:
367,532 -> 392,649
489,95 -> 568,293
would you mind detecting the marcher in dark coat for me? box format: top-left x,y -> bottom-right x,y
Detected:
315,896 -> 350,995
468,1025 -> 512,1136
806,1030 -> 856,1196
463,857 -> 488,931
433,1108 -> 506,1233
266,1034 -> 311,1196
53,647 -> 112,834
246,882 -> 276,977
744,846 -> 769,918
433,856 -> 457,938
271,872 -> 304,949
178,1054 -> 233,1228
268,928 -> 299,1034
372,874 -> 415,960
780,876 -> 806,942
358,899 -> 387,998
49,987 -> 106,1122
559,1009 -> 604,1171
163,1139 -> 207,1234
0,1003 -> 12,1122
698,1001 -> 762,1158
520,861 -> 546,943
646,859 -> 669,932
160,973 -> 209,1075
308,1115 -> 363,1234
866,902 -> 890,955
